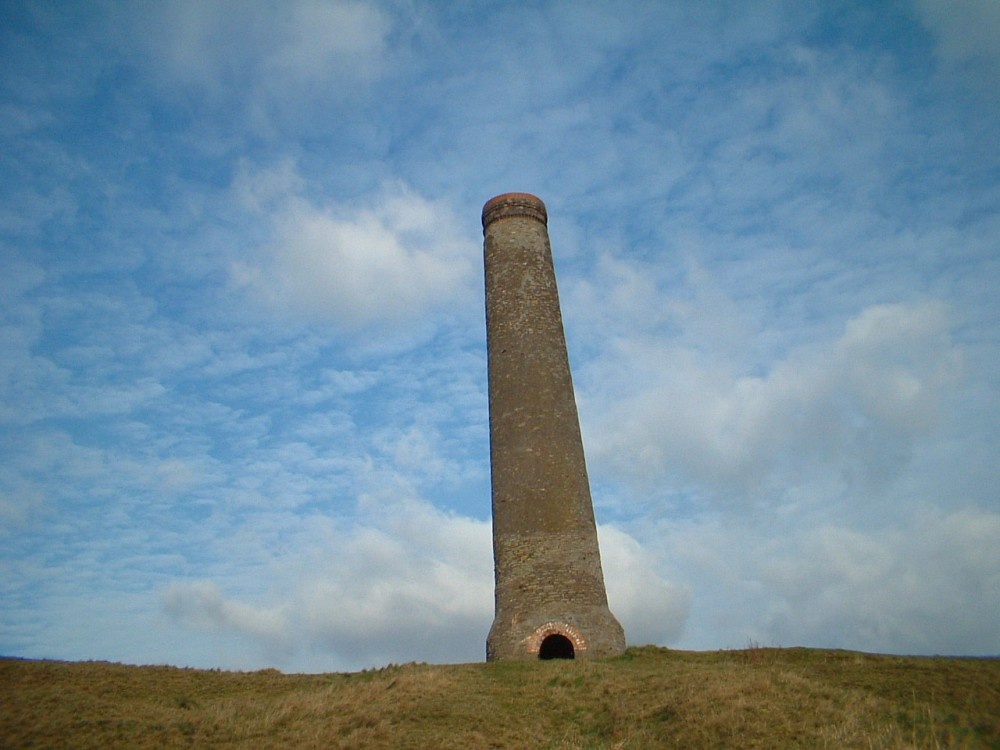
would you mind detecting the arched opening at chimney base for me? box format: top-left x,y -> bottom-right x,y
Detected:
538,633 -> 575,660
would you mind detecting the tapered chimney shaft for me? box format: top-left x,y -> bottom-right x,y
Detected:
483,192 -> 625,661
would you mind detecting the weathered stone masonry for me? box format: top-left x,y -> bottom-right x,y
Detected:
483,192 -> 626,661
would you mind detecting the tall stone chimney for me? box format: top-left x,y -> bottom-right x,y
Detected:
482,192 -> 626,661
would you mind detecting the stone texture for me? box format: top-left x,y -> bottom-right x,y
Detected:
483,192 -> 626,661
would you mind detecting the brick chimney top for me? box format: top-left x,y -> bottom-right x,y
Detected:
482,192 -> 547,230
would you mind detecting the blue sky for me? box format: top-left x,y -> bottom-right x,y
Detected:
1,0 -> 998,672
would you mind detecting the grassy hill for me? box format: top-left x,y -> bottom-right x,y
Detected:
2,646 -> 998,748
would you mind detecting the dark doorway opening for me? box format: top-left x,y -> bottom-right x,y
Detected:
538,634 -> 575,660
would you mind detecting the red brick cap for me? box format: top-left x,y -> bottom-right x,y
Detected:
482,192 -> 548,230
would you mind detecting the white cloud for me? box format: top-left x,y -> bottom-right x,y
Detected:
160,499 -> 491,669
653,505 -> 1000,656
586,300 -> 961,505
599,525 -> 690,646
0,487 -> 44,535
231,168 -> 476,329
162,580 -> 288,641
124,0 -> 390,98
915,0 -> 1000,103
298,523 -> 492,665
760,507 -> 1000,654
263,0 -> 390,86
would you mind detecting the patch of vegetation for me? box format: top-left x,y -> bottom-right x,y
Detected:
1,647 -> 997,748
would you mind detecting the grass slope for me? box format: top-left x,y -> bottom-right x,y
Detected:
2,646 -> 998,749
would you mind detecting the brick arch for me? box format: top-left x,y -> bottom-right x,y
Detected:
525,622 -> 588,657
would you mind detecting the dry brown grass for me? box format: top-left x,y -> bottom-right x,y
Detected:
2,646 -> 998,749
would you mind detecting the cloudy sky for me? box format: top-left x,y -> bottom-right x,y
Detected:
2,0 -> 998,673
